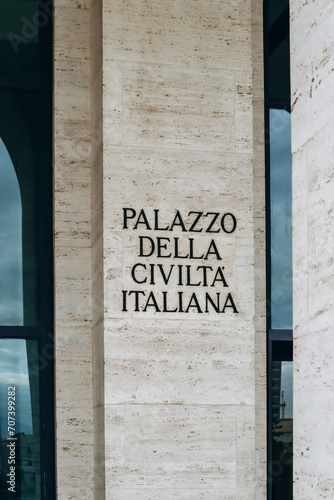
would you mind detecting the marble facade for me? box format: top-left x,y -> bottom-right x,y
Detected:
54,0 -> 265,497
291,1 -> 334,498
53,0 -> 333,498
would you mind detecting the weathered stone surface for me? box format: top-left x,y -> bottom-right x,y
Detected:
54,2 -> 94,498
53,0 -> 266,497
100,0 -> 265,496
291,1 -> 334,498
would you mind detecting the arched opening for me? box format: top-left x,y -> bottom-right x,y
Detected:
0,1 -> 54,497
0,90 -> 40,327
0,138 -> 23,325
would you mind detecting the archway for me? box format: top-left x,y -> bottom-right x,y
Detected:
0,138 -> 23,325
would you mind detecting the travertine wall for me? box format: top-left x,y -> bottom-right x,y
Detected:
54,0 -> 94,498
291,1 -> 334,498
54,0 -> 266,498
91,0 -> 105,497
97,0 -> 266,498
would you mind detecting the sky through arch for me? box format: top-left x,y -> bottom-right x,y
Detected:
0,137 -> 23,326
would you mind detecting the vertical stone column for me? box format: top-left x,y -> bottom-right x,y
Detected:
252,0 -> 267,496
96,0 -> 266,497
291,1 -> 334,498
91,0 -> 105,498
54,1 -> 94,498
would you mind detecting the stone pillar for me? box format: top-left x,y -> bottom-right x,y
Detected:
92,0 -> 266,497
54,0 -> 94,498
291,1 -> 334,498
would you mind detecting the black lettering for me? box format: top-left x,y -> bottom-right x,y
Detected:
197,265 -> 213,286
189,238 -> 204,259
143,291 -> 161,312
139,236 -> 155,257
188,211 -> 203,232
186,265 -> 201,286
174,238 -> 189,259
222,293 -> 239,313
205,293 -> 220,312
122,290 -> 128,312
185,293 -> 203,313
123,208 -> 136,229
129,290 -> 145,311
150,263 -> 155,284
131,263 -> 147,284
157,237 -> 172,258
211,267 -> 228,287
178,265 -> 183,285
205,212 -> 220,233
154,209 -> 169,230
134,209 -> 151,230
163,292 -> 178,312
158,264 -> 174,285
169,210 -> 187,231
221,213 -> 237,233
204,240 -> 222,260
178,291 -> 184,312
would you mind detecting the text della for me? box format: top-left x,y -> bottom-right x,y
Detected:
121,208 -> 239,314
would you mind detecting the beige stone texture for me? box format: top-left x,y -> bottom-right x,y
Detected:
291,1 -> 334,498
122,65 -> 235,151
103,319 -> 254,405
251,3 -> 266,496
54,1 -> 94,499
290,0 -> 334,154
105,490 -> 255,500
56,407 -> 94,492
54,0 -> 266,497
98,0 -> 266,497
105,405 -> 238,490
91,0 -> 105,498
103,0 -> 252,71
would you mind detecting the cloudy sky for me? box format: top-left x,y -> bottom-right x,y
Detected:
0,339 -> 34,436
0,138 -> 23,326
269,109 -> 293,329
0,142 -> 34,435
